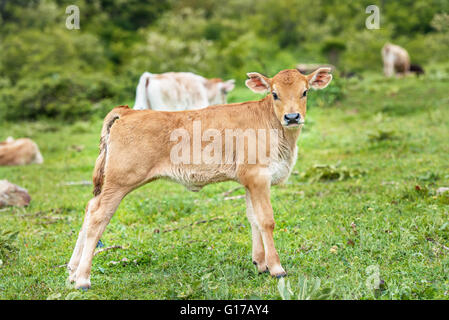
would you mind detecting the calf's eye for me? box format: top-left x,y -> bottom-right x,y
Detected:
302,90 -> 308,97
272,92 -> 279,100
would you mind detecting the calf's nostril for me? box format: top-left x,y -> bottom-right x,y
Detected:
284,113 -> 301,123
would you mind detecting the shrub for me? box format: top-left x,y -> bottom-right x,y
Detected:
308,77 -> 346,108
0,72 -> 126,121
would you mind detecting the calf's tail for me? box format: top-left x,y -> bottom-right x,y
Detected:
92,105 -> 130,196
133,72 -> 152,110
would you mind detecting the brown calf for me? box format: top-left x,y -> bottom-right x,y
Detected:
68,68 -> 333,289
0,137 -> 43,166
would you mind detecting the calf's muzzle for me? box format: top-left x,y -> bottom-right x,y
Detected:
283,113 -> 301,125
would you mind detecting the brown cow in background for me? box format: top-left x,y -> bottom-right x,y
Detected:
0,137 -> 44,166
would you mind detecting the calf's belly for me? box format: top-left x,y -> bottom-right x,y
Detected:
160,164 -> 237,191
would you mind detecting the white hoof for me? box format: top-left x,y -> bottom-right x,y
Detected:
75,278 -> 91,290
269,265 -> 287,278
67,265 -> 77,283
68,273 -> 77,283
253,260 -> 268,273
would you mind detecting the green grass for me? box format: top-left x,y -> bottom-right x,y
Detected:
1,71 -> 449,300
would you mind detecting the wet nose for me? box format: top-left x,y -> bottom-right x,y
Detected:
283,113 -> 301,124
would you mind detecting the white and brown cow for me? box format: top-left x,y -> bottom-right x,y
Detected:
133,72 -> 235,111
381,43 -> 411,77
0,137 -> 43,166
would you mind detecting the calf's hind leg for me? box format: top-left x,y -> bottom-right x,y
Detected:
72,185 -> 129,290
67,201 -> 92,282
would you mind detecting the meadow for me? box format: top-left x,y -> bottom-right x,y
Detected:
1,69 -> 449,300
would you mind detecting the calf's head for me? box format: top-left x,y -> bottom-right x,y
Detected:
245,68 -> 332,128
206,78 -> 235,105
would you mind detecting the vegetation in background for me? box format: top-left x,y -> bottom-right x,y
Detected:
1,0 -> 449,120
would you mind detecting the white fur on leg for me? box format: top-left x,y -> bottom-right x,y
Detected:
67,205 -> 93,282
67,265 -> 77,283
246,191 -> 267,272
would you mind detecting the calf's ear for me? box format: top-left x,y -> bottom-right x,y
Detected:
307,67 -> 332,90
245,72 -> 270,93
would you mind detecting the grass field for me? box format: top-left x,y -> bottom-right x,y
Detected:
1,69 -> 449,300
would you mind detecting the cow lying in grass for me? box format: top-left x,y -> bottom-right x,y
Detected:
0,137 -> 43,166
68,68 -> 333,289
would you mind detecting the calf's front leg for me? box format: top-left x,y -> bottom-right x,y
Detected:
245,190 -> 267,273
245,176 -> 286,278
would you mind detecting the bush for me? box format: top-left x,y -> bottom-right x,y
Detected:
406,32 -> 449,65
340,29 -> 392,73
308,77 -> 346,108
321,37 -> 346,66
0,72 -> 126,121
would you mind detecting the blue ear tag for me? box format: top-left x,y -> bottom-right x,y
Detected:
96,239 -> 105,248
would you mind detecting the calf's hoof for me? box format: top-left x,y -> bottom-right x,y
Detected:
68,272 -> 77,283
258,268 -> 269,275
274,272 -> 287,279
67,266 -> 77,283
75,278 -> 91,291
67,275 -> 76,284
253,261 -> 268,274
269,265 -> 287,278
